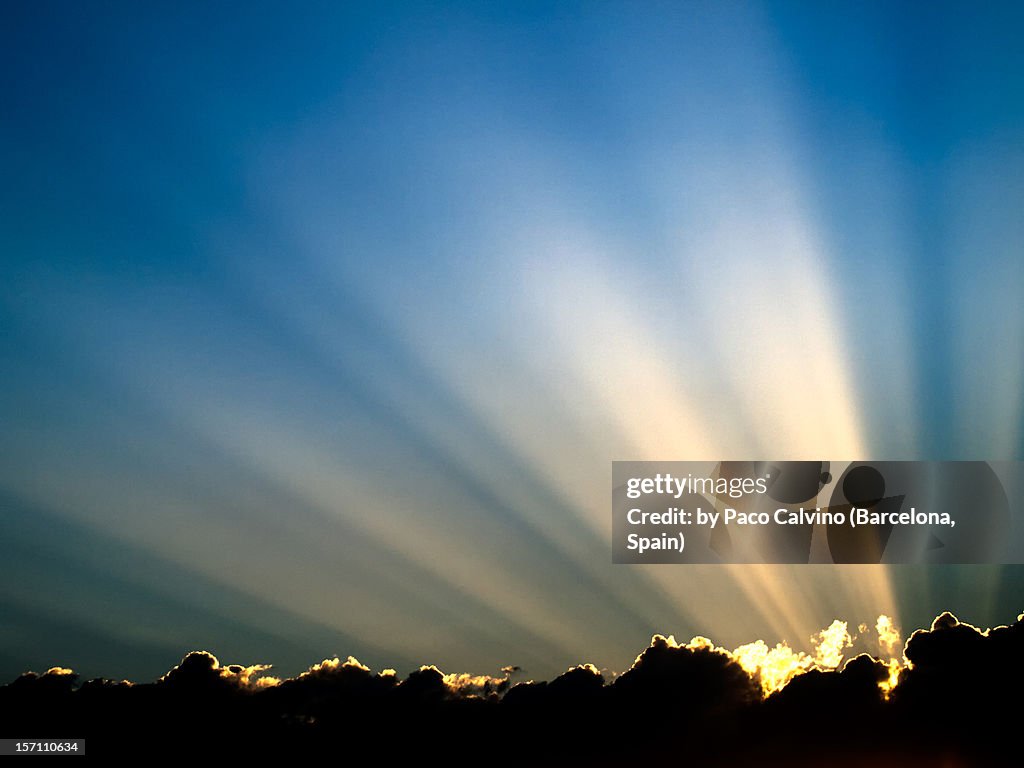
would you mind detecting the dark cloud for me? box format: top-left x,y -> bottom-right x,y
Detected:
3,611 -> 1023,763
157,651 -> 228,690
613,634 -> 759,712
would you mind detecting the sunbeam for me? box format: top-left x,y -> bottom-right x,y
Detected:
2,1 -> 1021,696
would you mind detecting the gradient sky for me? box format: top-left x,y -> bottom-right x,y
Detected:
2,1 -> 1023,684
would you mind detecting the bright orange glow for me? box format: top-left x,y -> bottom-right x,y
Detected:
682,616 -> 911,697
876,614 -> 901,655
879,658 -> 901,699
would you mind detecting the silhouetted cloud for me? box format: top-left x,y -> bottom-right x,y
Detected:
2,611 -> 1022,763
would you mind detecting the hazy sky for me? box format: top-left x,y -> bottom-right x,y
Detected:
2,1 -> 1023,683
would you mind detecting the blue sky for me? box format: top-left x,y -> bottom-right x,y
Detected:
2,1 -> 1023,682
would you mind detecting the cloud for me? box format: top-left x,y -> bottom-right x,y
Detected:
157,650 -> 276,691
442,671 -> 514,699
3,611 -> 1023,761
6,665 -> 79,694
686,618 -> 854,696
875,614 -> 902,656
613,633 -> 760,713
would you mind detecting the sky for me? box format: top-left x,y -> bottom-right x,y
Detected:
2,1 -> 1023,684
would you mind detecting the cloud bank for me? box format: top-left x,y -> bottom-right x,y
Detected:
2,611 -> 1020,764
